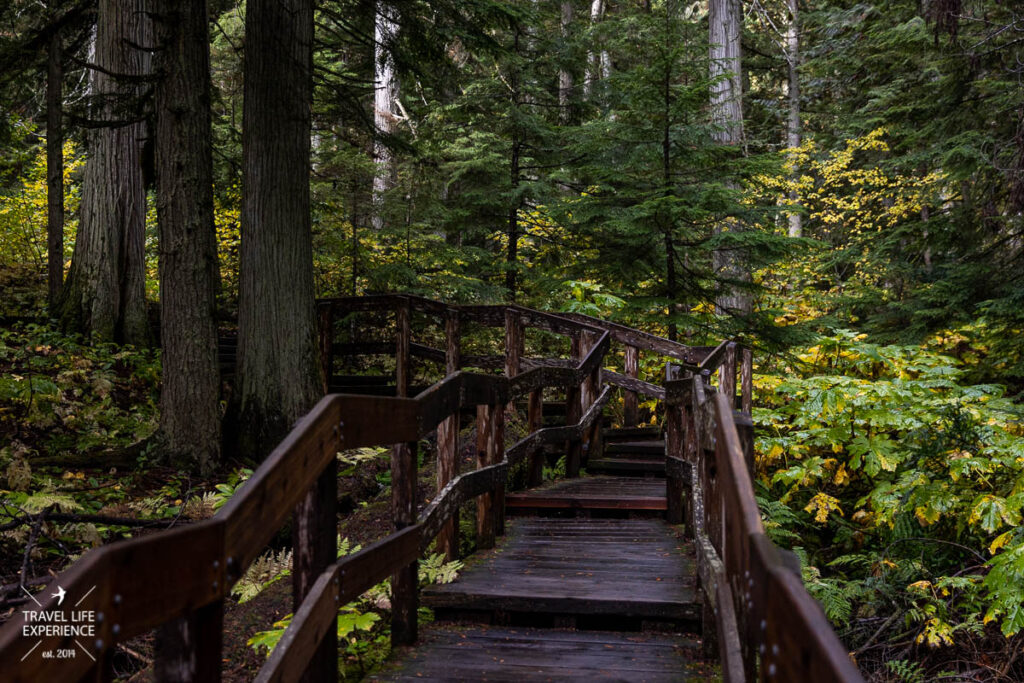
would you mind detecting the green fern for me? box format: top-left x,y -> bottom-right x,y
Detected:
885,659 -> 925,683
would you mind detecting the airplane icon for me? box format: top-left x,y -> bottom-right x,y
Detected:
52,586 -> 66,606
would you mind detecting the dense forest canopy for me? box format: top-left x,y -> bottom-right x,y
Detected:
1,0 -> 1023,680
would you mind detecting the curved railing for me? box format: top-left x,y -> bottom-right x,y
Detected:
0,294 -> 861,683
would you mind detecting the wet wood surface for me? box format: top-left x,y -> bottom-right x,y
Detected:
370,626 -> 713,682
423,518 -> 699,623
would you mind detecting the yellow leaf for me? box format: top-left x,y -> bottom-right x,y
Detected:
989,531 -> 1013,555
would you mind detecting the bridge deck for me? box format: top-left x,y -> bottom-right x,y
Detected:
371,625 -> 713,682
423,517 -> 699,625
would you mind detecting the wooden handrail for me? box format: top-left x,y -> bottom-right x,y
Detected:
3,294 -> 855,683
661,375 -> 864,683
0,300 -> 613,682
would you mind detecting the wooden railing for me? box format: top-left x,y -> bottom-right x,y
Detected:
0,295 -> 862,683
664,357 -> 864,683
0,296 -> 627,682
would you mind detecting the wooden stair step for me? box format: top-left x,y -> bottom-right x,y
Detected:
506,475 -> 666,516
602,426 -> 662,441
587,458 -> 666,476
604,440 -> 665,456
423,518 -> 698,626
369,625 -> 710,682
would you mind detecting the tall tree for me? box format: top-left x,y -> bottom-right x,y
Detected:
709,0 -> 750,314
373,0 -> 399,231
228,0 -> 319,459
785,0 -> 801,238
558,1 -> 573,124
152,0 -> 221,474
46,9 -> 63,309
57,0 -> 150,344
584,0 -> 605,98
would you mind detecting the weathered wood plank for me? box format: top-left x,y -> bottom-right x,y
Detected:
292,458 -> 338,682
476,405 -> 496,551
740,346 -> 753,415
338,525 -> 421,603
255,570 -> 337,683
602,370 -> 667,403
554,311 -> 706,366
391,436 -> 418,645
623,344 -> 639,427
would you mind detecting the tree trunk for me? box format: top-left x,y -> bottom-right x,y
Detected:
786,0 -> 802,238
584,0 -> 604,99
58,0 -> 150,345
372,1 -> 399,231
558,1 -> 573,124
153,0 -> 221,475
709,0 -> 751,315
46,21 -> 64,310
228,0 -> 319,460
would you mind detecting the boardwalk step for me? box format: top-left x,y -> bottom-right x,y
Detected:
507,476 -> 666,517
603,426 -> 662,441
423,518 -> 698,628
587,458 -> 666,476
604,440 -> 666,457
369,625 -> 711,682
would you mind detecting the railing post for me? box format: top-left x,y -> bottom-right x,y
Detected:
527,388 -> 544,487
395,300 -> 410,397
579,331 -> 598,465
491,402 -> 506,537
741,346 -> 753,415
565,333 -> 583,477
391,438 -> 418,646
504,308 -> 521,412
665,386 -> 685,526
318,302 -> 333,394
392,300 -> 417,646
436,308 -> 461,561
623,344 -> 639,427
476,405 -> 496,550
719,342 -> 737,406
153,600 -> 224,682
734,410 -> 755,487
293,458 -> 339,680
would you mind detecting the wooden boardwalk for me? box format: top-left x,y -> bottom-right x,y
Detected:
377,428 -> 714,679
424,516 -> 699,626
0,295 -> 864,683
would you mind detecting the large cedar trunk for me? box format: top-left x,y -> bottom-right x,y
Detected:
46,22 -> 64,310
228,0 -> 319,460
153,0 -> 221,475
57,0 -> 149,344
709,0 -> 751,315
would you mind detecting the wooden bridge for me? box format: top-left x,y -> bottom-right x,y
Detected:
0,295 -> 865,682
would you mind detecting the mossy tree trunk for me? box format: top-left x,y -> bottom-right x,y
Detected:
153,0 -> 221,475
227,0 -> 319,460
57,0 -> 150,345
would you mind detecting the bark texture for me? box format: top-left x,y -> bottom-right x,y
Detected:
709,0 -> 751,315
58,0 -> 150,344
47,24 -> 64,309
584,0 -> 605,98
229,0 -> 319,460
154,0 -> 221,474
